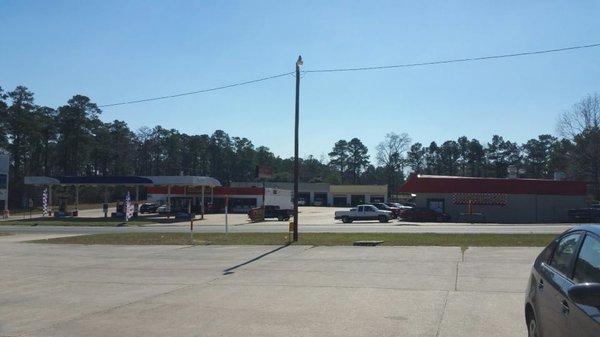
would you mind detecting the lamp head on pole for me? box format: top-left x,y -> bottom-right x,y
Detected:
296,55 -> 303,68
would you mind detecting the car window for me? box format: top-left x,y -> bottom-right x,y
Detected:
358,206 -> 364,212
549,233 -> 582,277
573,235 -> 600,284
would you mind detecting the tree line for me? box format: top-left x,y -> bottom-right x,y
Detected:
1,85 -> 599,207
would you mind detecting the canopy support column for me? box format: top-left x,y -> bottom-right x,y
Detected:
184,186 -> 189,214
201,186 -> 205,220
166,185 -> 172,220
103,186 -> 108,218
74,185 -> 79,213
48,185 -> 52,216
167,185 -> 171,210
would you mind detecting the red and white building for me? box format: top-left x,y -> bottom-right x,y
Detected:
398,175 -> 589,223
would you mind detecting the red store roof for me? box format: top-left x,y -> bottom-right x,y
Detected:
398,175 -> 587,196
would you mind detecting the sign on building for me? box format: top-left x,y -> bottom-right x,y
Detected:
452,193 -> 506,206
0,154 -> 8,211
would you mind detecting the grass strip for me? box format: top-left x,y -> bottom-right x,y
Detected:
29,232 -> 557,247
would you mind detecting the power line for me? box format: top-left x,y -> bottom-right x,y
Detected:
304,43 -> 600,73
99,71 -> 294,107
99,42 -> 599,107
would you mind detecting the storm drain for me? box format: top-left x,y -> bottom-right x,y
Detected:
353,240 -> 384,246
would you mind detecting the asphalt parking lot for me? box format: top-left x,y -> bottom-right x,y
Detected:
0,239 -> 540,336
1,206 -> 575,235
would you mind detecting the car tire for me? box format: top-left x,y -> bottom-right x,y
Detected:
527,316 -> 539,337
378,215 -> 388,223
277,216 -> 284,221
342,216 -> 352,223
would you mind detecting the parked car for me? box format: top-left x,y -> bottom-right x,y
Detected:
399,207 -> 451,222
524,224 -> 600,337
248,205 -> 292,221
156,204 -> 183,216
385,202 -> 413,216
139,202 -> 159,214
568,205 -> 600,222
334,204 -> 393,223
386,202 -> 413,210
371,202 -> 400,218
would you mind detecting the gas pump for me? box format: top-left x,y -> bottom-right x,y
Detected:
53,197 -> 75,217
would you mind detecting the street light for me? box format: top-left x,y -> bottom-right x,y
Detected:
293,55 -> 302,242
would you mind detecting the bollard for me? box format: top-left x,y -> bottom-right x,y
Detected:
288,221 -> 295,243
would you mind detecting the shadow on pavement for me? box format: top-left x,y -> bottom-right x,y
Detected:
222,243 -> 291,275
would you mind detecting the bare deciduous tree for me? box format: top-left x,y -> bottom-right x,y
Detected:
376,132 -> 411,195
557,93 -> 600,199
557,93 -> 600,138
376,133 -> 411,168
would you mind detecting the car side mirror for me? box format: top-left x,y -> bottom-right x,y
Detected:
568,283 -> 600,307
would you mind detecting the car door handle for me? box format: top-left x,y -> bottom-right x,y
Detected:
561,300 -> 570,315
537,280 -> 544,290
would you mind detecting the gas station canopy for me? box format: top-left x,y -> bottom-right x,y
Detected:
24,176 -> 221,187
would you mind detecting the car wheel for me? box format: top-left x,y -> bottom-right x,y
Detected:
342,216 -> 351,223
378,215 -> 388,223
527,316 -> 539,337
277,216 -> 284,221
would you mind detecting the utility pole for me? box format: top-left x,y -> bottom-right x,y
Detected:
293,55 -> 303,242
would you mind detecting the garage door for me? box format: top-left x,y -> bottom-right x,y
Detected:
314,193 -> 328,206
351,195 -> 365,206
298,192 -> 310,205
333,196 -> 347,207
370,195 -> 385,203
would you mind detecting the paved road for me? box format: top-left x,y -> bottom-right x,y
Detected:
0,237 -> 538,337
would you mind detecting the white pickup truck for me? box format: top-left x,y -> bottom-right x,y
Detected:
334,204 -> 393,223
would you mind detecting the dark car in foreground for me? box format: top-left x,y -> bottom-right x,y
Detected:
525,225 -> 600,337
399,207 -> 451,222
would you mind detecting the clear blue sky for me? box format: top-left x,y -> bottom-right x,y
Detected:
2,1 -> 599,160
